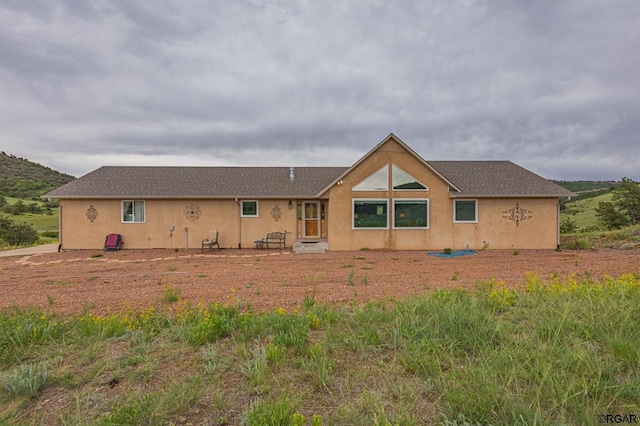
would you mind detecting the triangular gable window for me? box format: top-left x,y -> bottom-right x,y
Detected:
392,165 -> 427,190
353,165 -> 388,191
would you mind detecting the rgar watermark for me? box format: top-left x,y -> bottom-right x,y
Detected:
598,414 -> 638,424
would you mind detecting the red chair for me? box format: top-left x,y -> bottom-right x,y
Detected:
104,234 -> 123,251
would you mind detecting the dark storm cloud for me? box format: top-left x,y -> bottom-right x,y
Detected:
1,0 -> 638,180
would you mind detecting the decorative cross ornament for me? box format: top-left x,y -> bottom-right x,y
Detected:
502,202 -> 533,227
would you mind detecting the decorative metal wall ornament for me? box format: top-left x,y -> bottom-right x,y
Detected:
183,203 -> 202,221
502,202 -> 533,227
86,205 -> 98,223
271,204 -> 282,222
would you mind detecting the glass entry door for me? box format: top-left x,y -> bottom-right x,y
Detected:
303,202 -> 320,238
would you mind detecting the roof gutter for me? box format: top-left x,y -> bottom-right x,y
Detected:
42,195 -> 329,200
448,192 -> 577,198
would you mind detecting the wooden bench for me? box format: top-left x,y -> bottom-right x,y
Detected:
256,231 -> 286,249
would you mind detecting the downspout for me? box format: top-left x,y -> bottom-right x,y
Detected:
557,200 -> 561,250
58,204 -> 62,252
236,198 -> 241,249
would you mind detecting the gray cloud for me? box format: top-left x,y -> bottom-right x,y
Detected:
1,0 -> 638,181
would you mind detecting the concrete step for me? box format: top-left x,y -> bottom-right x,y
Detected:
292,241 -> 329,254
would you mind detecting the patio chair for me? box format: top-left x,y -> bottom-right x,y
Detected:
201,229 -> 220,252
104,233 -> 123,251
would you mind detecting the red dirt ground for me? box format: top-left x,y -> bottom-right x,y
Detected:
1,248 -> 638,315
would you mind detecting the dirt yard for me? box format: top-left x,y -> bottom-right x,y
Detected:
1,248 -> 638,315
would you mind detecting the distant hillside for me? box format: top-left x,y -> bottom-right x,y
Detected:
0,152 -> 75,199
553,180 -> 619,206
553,180 -> 618,193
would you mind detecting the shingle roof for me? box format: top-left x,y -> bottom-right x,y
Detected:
43,166 -> 349,199
313,133 -> 572,198
428,161 -> 574,197
43,158 -> 573,199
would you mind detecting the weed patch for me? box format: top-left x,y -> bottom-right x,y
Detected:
161,286 -> 182,303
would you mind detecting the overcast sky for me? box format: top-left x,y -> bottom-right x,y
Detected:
1,1 -> 638,181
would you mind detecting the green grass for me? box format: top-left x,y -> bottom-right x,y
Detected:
19,212 -> 59,233
1,273 -> 639,424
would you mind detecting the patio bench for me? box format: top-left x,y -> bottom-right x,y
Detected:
256,231 -> 286,249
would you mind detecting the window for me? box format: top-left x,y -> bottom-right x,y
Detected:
353,199 -> 388,228
454,200 -> 477,223
353,165 -> 388,191
394,199 -> 429,228
392,165 -> 427,190
241,200 -> 258,217
122,200 -> 145,223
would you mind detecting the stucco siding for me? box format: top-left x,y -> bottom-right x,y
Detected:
324,138 -> 561,250
326,137 -> 453,250
59,199 -> 297,250
468,197 -> 560,250
51,135 -> 568,251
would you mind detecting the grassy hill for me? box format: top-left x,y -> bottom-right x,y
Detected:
561,191 -> 613,231
0,152 -> 75,200
554,180 -> 627,232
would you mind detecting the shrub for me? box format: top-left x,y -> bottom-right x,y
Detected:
595,201 -> 629,230
0,363 -> 48,397
563,239 -> 591,250
187,304 -> 239,346
559,217 -> 577,234
1,204 -> 21,215
240,344 -> 269,385
162,286 -> 182,303
0,216 -> 39,246
200,345 -> 218,374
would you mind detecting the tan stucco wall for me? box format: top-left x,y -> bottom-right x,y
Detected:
324,138 -> 561,250
59,199 -> 297,250
447,197 -> 560,250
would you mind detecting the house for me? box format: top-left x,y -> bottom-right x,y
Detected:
43,134 -> 574,251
